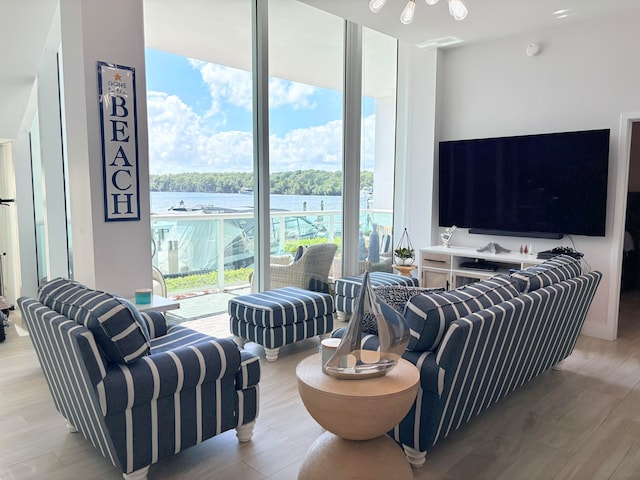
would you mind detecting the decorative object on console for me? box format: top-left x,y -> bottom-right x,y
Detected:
537,246 -> 584,260
477,242 -> 511,254
369,0 -> 468,25
440,225 -> 457,248
394,228 -> 415,265
324,272 -> 410,379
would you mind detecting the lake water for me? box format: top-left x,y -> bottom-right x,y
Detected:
151,191 -> 348,214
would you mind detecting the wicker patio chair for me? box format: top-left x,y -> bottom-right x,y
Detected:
270,243 -> 338,293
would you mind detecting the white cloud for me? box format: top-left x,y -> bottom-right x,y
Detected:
190,58 -> 317,113
147,62 -> 375,175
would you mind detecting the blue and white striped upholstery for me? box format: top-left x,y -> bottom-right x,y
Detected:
334,272 -> 419,315
333,270 -> 602,464
38,277 -> 150,364
404,274 -> 521,352
229,287 -> 333,327
228,287 -> 334,350
510,254 -> 582,293
19,291 -> 260,478
395,271 -> 602,456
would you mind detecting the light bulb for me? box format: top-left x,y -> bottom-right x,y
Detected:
369,0 -> 387,13
448,0 -> 467,20
400,0 -> 416,24
425,0 -> 439,5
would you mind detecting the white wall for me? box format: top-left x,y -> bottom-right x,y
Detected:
58,0 -> 151,296
429,9 -> 640,339
395,45 -> 439,251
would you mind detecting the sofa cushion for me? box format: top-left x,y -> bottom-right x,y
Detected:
510,254 -> 582,293
362,285 -> 444,335
38,277 -> 150,364
404,274 -> 521,352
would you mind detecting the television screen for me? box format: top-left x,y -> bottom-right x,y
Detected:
438,129 -> 610,238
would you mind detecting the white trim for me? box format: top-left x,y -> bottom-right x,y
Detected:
608,112 -> 640,340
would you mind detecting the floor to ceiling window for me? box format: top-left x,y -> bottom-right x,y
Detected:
267,0 -> 344,286
359,27 -> 398,273
143,0 -> 398,320
145,0 -> 255,319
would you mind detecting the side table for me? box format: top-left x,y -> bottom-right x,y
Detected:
126,294 -> 180,313
296,354 -> 419,479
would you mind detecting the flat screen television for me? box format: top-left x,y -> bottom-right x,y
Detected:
438,129 -> 610,238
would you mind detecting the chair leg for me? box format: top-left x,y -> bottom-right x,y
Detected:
123,466 -> 150,480
236,420 -> 256,443
336,311 -> 350,322
264,347 -> 280,362
402,445 -> 427,468
66,421 -> 78,433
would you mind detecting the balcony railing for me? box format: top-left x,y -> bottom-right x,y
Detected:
151,208 -> 392,296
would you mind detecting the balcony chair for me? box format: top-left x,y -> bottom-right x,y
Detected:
152,265 -> 167,297
270,242 -> 338,293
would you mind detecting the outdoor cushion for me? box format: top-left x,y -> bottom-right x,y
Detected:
404,273 -> 521,352
38,277 -> 150,364
510,254 -> 582,293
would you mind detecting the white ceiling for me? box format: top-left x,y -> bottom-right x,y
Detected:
2,0 -> 640,141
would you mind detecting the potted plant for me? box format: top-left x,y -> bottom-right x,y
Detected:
394,246 -> 415,266
394,228 -> 415,266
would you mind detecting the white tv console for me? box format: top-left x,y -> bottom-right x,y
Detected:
419,245 -> 543,290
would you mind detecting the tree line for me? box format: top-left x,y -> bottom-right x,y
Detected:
150,170 -> 374,196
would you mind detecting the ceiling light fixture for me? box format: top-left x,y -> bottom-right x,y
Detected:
370,0 -> 468,24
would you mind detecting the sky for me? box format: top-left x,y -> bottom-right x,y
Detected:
145,48 -> 375,175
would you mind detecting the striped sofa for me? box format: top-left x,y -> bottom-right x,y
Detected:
333,255 -> 602,468
18,278 -> 260,480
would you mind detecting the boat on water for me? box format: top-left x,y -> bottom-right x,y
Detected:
166,201 -> 245,215
239,187 -> 253,194
168,201 -> 203,213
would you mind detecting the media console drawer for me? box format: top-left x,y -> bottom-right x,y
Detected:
422,252 -> 451,269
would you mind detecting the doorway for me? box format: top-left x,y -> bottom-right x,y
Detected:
618,120 -> 640,338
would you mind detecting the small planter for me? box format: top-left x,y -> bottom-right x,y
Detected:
394,255 -> 415,266
394,228 -> 415,266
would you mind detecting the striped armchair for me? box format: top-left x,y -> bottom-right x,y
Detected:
18,278 -> 260,480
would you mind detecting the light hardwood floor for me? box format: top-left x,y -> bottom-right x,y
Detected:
2,292 -> 640,479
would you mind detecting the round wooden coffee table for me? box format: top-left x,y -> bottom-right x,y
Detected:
296,354 -> 419,479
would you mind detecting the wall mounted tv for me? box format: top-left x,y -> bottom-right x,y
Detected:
438,129 -> 610,239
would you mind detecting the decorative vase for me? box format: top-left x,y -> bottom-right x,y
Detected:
324,272 -> 410,379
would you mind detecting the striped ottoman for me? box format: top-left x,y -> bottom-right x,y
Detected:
334,272 -> 419,322
229,287 -> 334,361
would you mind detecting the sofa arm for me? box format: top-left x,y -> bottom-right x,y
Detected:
97,338 -> 242,415
237,350 -> 261,390
139,310 -> 167,338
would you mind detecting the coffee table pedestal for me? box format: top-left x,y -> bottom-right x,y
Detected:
296,354 -> 419,480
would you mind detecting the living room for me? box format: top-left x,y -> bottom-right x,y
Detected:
2,0 -> 640,478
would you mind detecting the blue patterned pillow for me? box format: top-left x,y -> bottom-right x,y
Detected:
38,278 -> 150,364
362,286 -> 444,335
404,274 -> 520,352
510,254 -> 582,293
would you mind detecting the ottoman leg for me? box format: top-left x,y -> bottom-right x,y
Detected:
233,335 -> 246,347
264,347 -> 280,362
